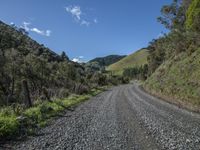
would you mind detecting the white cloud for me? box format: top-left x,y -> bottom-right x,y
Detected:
31,28 -> 44,35
72,58 -> 81,63
65,5 -> 98,27
46,30 -> 51,37
72,56 -> 84,63
66,6 -> 82,21
22,22 -> 31,31
30,28 -> 51,37
81,20 -> 90,26
20,22 -> 51,37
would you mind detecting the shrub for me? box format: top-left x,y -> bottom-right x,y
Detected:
58,88 -> 69,99
74,83 -> 89,95
24,107 -> 42,124
0,115 -> 19,138
0,88 -> 102,139
0,107 -> 15,116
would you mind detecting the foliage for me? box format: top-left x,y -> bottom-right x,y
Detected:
60,51 -> 69,61
0,87 -> 104,139
84,61 -> 105,73
186,0 -> 200,32
147,0 -> 200,76
0,116 -> 19,138
0,111 -> 19,138
157,0 -> 192,30
89,55 -> 126,67
145,0 -> 200,109
0,20 -> 124,139
0,21 -> 121,107
123,64 -> 148,80
145,48 -> 200,107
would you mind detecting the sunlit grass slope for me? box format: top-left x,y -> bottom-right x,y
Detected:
107,49 -> 149,74
145,48 -> 200,110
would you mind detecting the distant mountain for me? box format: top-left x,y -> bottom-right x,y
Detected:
89,55 -> 126,67
107,49 -> 149,74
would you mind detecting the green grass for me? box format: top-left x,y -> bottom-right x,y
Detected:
0,114 -> 19,138
0,88 -> 105,139
107,49 -> 149,75
144,48 -> 200,108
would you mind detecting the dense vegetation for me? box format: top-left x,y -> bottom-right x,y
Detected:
123,64 -> 148,81
144,0 -> 200,109
109,0 -> 200,109
0,21 -> 128,139
89,55 -> 126,67
185,0 -> 200,31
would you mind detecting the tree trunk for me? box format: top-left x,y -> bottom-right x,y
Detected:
42,87 -> 51,102
22,79 -> 32,107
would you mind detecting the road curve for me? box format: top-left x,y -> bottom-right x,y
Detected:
7,84 -> 200,150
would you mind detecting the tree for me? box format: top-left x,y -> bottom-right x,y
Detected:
61,51 -> 69,61
158,0 -> 191,30
123,65 -> 148,80
186,0 -> 200,32
18,27 -> 29,35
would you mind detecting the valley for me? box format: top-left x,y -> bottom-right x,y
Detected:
1,0 -> 200,149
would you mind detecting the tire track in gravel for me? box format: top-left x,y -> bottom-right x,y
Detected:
125,84 -> 200,149
5,84 -> 200,150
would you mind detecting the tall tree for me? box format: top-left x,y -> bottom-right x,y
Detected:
61,51 -> 69,61
186,0 -> 200,32
158,0 -> 191,30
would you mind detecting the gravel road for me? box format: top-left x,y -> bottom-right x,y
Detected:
4,83 -> 200,150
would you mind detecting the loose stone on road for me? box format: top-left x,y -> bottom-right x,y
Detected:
9,84 -> 200,150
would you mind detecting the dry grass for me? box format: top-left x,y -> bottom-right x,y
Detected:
107,49 -> 149,75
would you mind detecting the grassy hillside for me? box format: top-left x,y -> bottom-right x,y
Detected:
144,48 -> 200,110
107,49 -> 149,74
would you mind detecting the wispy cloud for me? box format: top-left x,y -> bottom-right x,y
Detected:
94,19 -> 98,24
22,22 -> 31,31
21,22 -> 51,37
46,30 -> 51,37
31,28 -> 42,34
66,6 -> 82,21
31,28 -> 51,36
81,20 -> 90,26
65,5 -> 98,27
79,56 -> 84,59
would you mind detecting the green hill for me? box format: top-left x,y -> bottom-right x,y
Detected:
141,0 -> 200,111
89,55 -> 126,67
144,48 -> 200,110
107,49 -> 149,74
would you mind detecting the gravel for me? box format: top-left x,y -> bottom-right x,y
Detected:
2,84 -> 200,150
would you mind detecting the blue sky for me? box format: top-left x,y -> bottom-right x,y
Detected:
0,0 -> 170,62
